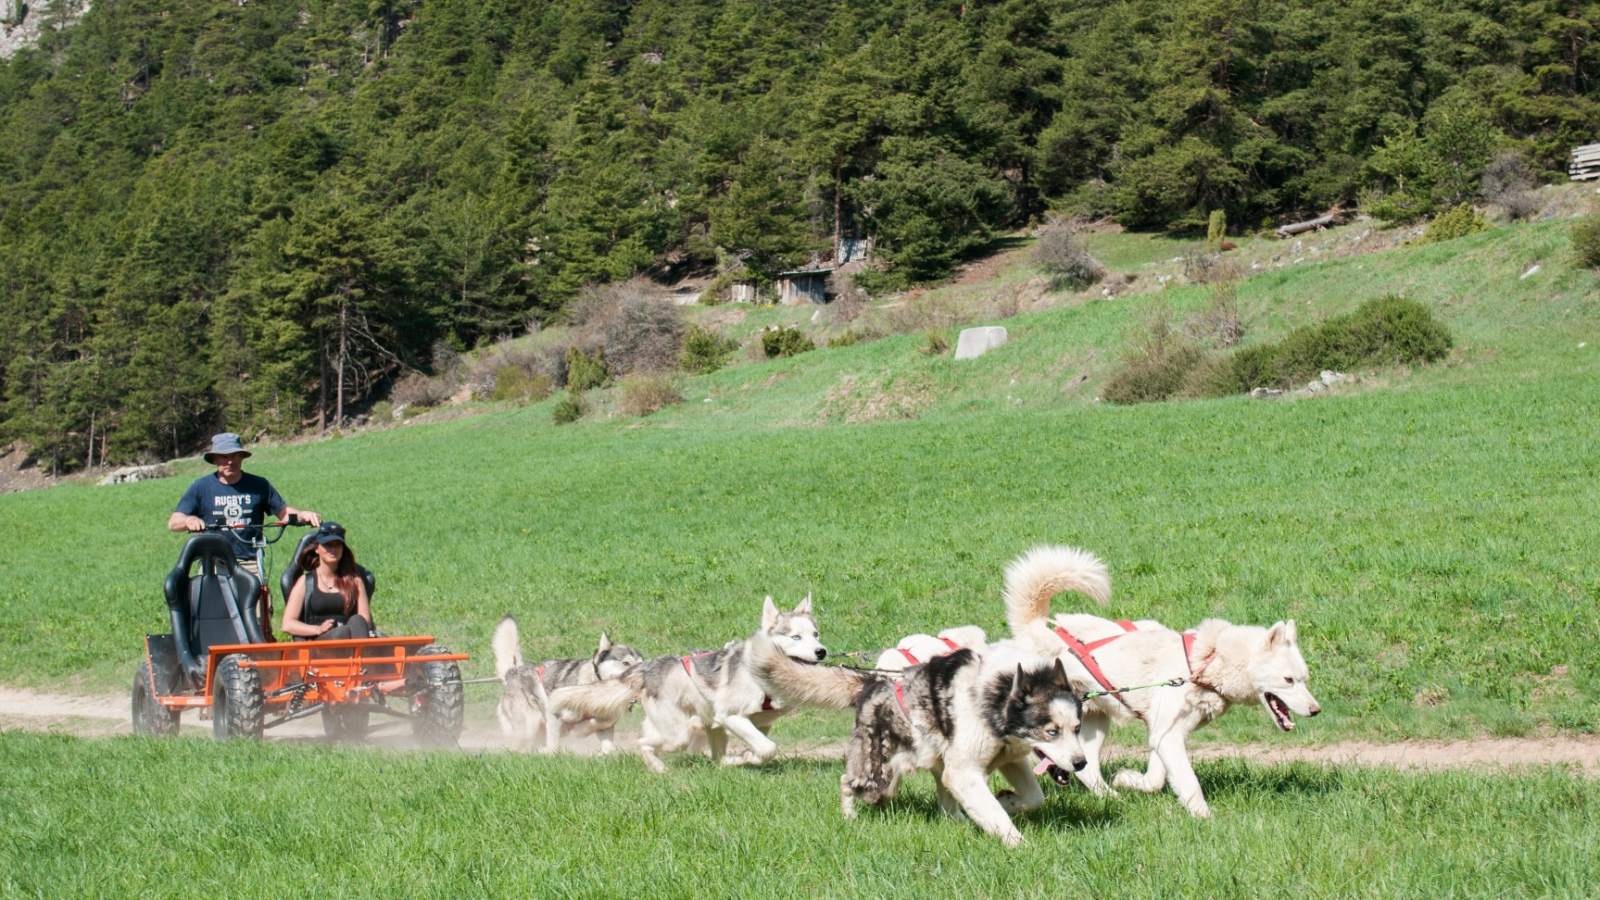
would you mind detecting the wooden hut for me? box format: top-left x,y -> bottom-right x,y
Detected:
776,268 -> 831,305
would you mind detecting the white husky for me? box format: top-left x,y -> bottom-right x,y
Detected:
871,625 -> 988,673
547,595 -> 826,773
1004,544 -> 1321,817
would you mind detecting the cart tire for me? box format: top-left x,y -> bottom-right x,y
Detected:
409,644 -> 464,747
321,705 -> 371,742
212,654 -> 264,740
131,661 -> 180,737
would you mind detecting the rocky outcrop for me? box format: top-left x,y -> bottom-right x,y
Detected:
2,0 -> 91,59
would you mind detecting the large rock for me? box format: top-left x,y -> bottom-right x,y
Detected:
954,326 -> 1009,360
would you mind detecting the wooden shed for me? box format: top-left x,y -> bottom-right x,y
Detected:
776,268 -> 831,305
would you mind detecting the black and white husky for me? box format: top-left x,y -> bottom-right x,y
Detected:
493,615 -> 645,754
547,595 -> 826,773
747,632 -> 1086,847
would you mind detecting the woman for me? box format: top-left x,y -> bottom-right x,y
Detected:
281,522 -> 373,641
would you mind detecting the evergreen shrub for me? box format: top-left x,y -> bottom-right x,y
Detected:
761,325 -> 814,359
1220,295 -> 1452,391
551,394 -> 583,425
680,324 -> 739,374
565,346 -> 609,391
1418,203 -> 1489,244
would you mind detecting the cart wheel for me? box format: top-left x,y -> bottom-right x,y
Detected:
408,644 -> 464,747
131,660 -> 180,737
322,705 -> 371,742
212,654 -> 264,740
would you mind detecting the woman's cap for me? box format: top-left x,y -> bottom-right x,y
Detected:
314,522 -> 347,545
204,433 -> 252,464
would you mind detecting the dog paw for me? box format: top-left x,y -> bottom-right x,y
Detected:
1112,769 -> 1160,793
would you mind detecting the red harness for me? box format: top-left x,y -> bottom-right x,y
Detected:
894,636 -> 965,668
1051,620 -> 1138,693
1051,621 -> 1210,695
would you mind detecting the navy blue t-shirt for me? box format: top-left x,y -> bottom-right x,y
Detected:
174,472 -> 286,560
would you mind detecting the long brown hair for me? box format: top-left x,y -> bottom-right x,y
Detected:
299,542 -> 360,615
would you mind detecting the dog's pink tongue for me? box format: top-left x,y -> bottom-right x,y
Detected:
1032,757 -> 1054,775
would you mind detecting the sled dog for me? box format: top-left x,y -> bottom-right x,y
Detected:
1003,544 -> 1321,817
872,625 -> 989,673
748,632 -> 1085,847
546,595 -> 826,773
493,615 -> 645,754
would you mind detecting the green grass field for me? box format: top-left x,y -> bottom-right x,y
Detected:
1,733 -> 1595,900
1,216 -> 1598,897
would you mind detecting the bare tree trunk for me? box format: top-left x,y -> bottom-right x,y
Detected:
87,411 -> 95,473
318,324 -> 328,433
336,298 -> 347,428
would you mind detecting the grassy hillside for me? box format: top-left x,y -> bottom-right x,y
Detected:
0,217 -> 1597,746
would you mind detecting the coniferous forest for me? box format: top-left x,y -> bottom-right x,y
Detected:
1,0 -> 1596,469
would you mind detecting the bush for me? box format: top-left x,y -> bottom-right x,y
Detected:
1220,295 -> 1452,391
565,346 -> 609,392
1573,208 -> 1600,269
1481,150 -> 1540,221
1031,222 -> 1107,290
680,324 -> 739,375
551,394 -> 583,425
490,367 -> 554,403
618,374 -> 682,417
827,328 -> 859,348
391,372 -> 451,408
761,325 -> 814,359
368,401 -> 395,425
571,279 -> 685,375
1183,279 -> 1245,349
919,330 -> 949,356
1102,303 -> 1214,404
1418,203 -> 1489,244
1103,342 -> 1209,404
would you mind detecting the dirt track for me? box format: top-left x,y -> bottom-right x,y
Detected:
4,686 -> 1598,773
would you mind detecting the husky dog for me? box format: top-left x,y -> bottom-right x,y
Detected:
872,625 -> 989,673
1003,544 -> 1321,817
493,615 -> 645,754
546,595 -> 826,773
748,632 -> 1085,847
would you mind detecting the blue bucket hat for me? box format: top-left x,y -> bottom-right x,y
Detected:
204,433 -> 252,464
314,522 -> 347,546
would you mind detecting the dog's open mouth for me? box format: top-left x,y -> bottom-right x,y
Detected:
1032,750 -> 1074,785
1264,693 -> 1295,731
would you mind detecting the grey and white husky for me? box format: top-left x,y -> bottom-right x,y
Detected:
546,595 -> 826,773
493,615 -> 645,754
1003,544 -> 1321,817
748,632 -> 1086,847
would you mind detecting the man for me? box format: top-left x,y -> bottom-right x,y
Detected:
168,432 -> 321,576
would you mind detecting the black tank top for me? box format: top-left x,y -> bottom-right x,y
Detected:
300,574 -> 352,627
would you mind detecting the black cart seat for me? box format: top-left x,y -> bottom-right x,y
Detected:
163,534 -> 265,680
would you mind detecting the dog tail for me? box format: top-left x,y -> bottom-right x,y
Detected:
747,631 -> 874,710
492,614 -> 523,681
548,666 -> 644,723
1003,545 -> 1112,637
